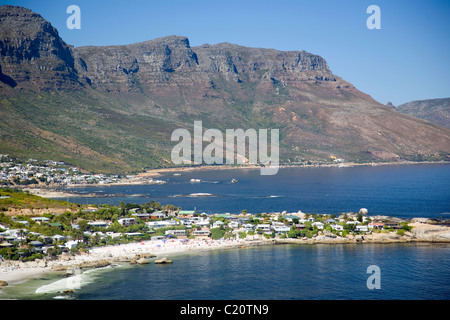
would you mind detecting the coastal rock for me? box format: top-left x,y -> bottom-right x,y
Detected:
77,259 -> 111,269
136,258 -> 150,264
136,253 -> 156,259
155,257 -> 172,264
50,259 -> 111,271
60,253 -> 72,261
410,223 -> 450,241
51,264 -> 69,271
359,208 -> 368,214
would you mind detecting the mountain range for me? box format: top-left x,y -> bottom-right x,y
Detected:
396,98 -> 450,129
0,5 -> 449,173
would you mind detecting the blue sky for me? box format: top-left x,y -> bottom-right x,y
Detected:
2,0 -> 449,106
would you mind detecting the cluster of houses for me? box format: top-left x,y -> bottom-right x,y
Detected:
0,206 -> 406,257
0,154 -> 130,186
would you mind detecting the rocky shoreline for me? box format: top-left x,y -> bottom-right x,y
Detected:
1,221 -> 449,292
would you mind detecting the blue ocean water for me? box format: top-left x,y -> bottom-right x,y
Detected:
5,164 -> 448,301
10,243 -> 448,300
73,243 -> 450,300
66,164 -> 450,219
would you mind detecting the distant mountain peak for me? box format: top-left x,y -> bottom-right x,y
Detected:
397,98 -> 450,128
0,5 -> 80,90
0,5 -> 449,173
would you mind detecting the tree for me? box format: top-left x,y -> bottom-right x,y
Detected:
119,201 -> 126,215
287,227 -> 302,238
210,228 -> 225,240
344,223 -> 356,232
77,220 -> 89,232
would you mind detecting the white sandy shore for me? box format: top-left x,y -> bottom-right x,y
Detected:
0,237 -> 268,288
1,222 -> 449,292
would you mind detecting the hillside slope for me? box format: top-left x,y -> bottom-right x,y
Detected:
396,98 -> 450,129
0,5 -> 449,173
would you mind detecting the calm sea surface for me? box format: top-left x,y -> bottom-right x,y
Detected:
3,164 -> 449,300
66,164 -> 450,219
3,243 -> 450,300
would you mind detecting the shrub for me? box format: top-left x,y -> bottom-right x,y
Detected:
210,228 -> 225,240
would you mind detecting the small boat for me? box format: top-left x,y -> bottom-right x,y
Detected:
231,179 -> 238,183
190,178 -> 201,183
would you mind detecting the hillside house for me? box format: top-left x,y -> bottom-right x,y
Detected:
192,229 -> 211,239
368,222 -> 384,229
331,224 -> 344,231
355,225 -> 369,232
178,210 -> 196,218
150,211 -> 166,219
228,221 -> 240,229
31,217 -> 51,224
212,220 -> 224,229
132,213 -> 150,221
88,221 -> 109,228
165,229 -> 187,237
118,217 -> 137,226
272,225 -> 290,234
256,224 -> 272,234
313,222 -> 324,229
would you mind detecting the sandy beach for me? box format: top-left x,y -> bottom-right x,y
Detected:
1,220 -> 450,293
0,237 -> 269,290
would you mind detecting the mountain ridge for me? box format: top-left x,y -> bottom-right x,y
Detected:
396,98 -> 450,129
0,5 -> 449,173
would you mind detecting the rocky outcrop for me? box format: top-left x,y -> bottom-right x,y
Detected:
50,259 -> 111,271
0,5 -> 81,90
155,257 -> 173,264
276,222 -> 450,245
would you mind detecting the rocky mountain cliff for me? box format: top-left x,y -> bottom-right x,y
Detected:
396,98 -> 450,129
0,5 -> 449,173
0,6 -> 81,90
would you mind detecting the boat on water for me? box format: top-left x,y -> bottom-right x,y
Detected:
190,178 -> 201,183
231,179 -> 238,183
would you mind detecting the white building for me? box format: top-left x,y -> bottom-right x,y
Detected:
228,221 -> 240,229
165,229 -> 187,237
256,224 -> 272,234
313,222 -> 324,229
212,221 -> 224,229
331,224 -> 344,231
31,217 -> 51,224
272,225 -> 290,234
356,225 -> 369,232
118,217 -> 136,226
88,221 -> 109,228
147,219 -> 179,229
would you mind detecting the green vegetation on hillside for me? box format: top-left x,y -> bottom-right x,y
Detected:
0,188 -> 76,211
